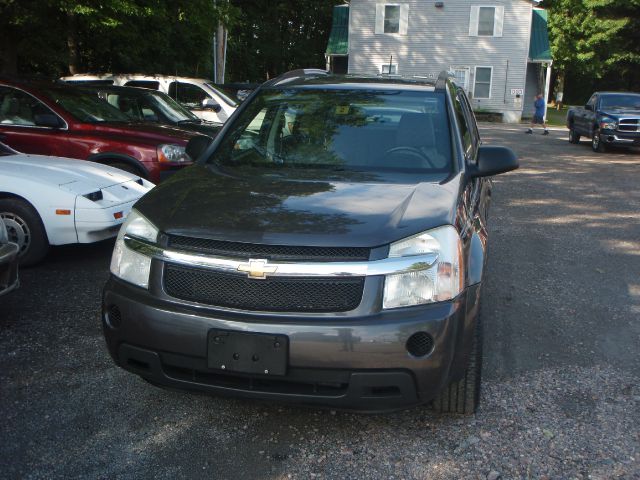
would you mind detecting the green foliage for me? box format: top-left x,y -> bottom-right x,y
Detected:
0,0 -> 336,82
543,0 -> 640,103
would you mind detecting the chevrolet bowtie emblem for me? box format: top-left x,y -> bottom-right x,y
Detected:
237,259 -> 278,279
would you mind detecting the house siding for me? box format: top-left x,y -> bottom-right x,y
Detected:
348,0 -> 533,122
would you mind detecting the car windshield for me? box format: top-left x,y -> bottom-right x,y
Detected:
145,91 -> 198,122
103,89 -> 198,123
204,82 -> 239,107
43,87 -> 131,123
600,94 -> 640,110
208,87 -> 453,179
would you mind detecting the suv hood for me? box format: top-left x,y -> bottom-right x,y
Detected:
599,108 -> 640,117
135,165 -> 461,248
88,122 -> 197,144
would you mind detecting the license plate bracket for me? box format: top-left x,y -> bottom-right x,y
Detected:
207,330 -> 288,376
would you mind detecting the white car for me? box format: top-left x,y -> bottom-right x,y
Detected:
61,74 -> 238,124
0,143 -> 154,265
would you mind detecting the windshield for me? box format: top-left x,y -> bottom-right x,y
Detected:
147,91 -> 199,121
44,87 -> 131,123
204,82 -> 239,107
600,94 -> 640,110
208,87 -> 453,179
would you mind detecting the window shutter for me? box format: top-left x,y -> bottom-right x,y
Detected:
469,6 -> 479,36
399,4 -> 409,35
494,6 -> 504,37
375,4 -> 384,34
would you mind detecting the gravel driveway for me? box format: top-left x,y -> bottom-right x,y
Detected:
1,124 -> 639,479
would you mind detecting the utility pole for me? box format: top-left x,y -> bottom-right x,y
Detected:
213,0 -> 228,83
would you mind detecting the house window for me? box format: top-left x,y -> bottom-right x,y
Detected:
381,63 -> 398,75
450,66 -> 471,92
469,6 -> 504,37
473,67 -> 492,99
384,5 -> 400,33
375,4 -> 409,35
478,7 -> 495,35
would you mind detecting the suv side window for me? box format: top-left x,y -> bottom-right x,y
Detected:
168,82 -> 209,108
458,91 -> 480,157
452,89 -> 473,159
124,80 -> 160,90
587,94 -> 597,109
0,87 -> 56,126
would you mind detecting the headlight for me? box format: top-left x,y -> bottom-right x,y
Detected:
599,117 -> 617,130
383,225 -> 464,309
109,209 -> 158,288
157,144 -> 191,163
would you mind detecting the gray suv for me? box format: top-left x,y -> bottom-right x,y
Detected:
102,70 -> 518,413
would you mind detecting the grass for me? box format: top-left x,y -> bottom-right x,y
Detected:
545,105 -> 570,127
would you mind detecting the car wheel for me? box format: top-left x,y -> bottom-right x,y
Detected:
591,128 -> 607,153
432,309 -> 483,415
109,161 -> 146,178
0,198 -> 49,266
568,128 -> 580,144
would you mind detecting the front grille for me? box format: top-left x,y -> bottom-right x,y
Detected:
167,235 -> 370,262
164,264 -> 364,312
618,118 -> 639,132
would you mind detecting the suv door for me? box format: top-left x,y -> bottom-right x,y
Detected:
167,81 -> 223,123
454,87 -> 491,247
0,86 -> 67,155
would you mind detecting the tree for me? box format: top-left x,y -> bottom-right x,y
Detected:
543,0 -> 640,103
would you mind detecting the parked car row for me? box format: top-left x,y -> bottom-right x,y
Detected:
0,75 -> 229,267
61,73 -> 238,124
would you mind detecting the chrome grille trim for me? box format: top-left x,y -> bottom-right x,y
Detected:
124,235 -> 438,278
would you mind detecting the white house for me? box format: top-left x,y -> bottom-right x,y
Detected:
325,1 -> 552,123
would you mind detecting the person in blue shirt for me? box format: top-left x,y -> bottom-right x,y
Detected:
526,93 -> 549,135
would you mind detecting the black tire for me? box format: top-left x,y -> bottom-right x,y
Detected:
108,161 -> 146,178
591,128 -> 607,153
568,128 -> 581,144
432,310 -> 483,415
0,198 -> 49,266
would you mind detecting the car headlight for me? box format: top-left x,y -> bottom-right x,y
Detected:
109,209 -> 158,288
599,117 -> 617,130
383,225 -> 464,309
157,144 -> 191,163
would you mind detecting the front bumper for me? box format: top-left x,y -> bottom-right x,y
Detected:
600,129 -> 640,147
0,242 -> 19,296
102,277 -> 481,411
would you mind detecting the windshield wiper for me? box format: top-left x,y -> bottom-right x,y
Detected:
177,119 -> 202,125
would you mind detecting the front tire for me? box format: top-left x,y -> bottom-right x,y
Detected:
0,198 -> 49,266
592,128 -> 607,153
568,128 -> 581,144
432,311 -> 483,415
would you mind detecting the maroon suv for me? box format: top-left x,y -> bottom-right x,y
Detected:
0,80 -> 205,183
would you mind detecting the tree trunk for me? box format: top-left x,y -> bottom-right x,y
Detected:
215,22 -> 226,83
67,11 -> 79,75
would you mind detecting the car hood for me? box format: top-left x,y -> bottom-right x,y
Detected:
87,122 -> 197,144
0,154 -> 140,193
134,165 -> 462,247
599,108 -> 640,118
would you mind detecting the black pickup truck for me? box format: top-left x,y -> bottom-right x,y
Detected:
102,70 -> 518,414
566,92 -> 640,152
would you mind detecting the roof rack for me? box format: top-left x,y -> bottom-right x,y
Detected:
265,69 -> 329,87
435,70 -> 453,91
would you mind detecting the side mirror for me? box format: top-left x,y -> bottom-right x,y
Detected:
202,98 -> 221,113
585,104 -> 593,111
467,146 -> 519,178
34,113 -> 63,128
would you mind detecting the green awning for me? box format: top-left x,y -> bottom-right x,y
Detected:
326,5 -> 349,55
529,9 -> 552,62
